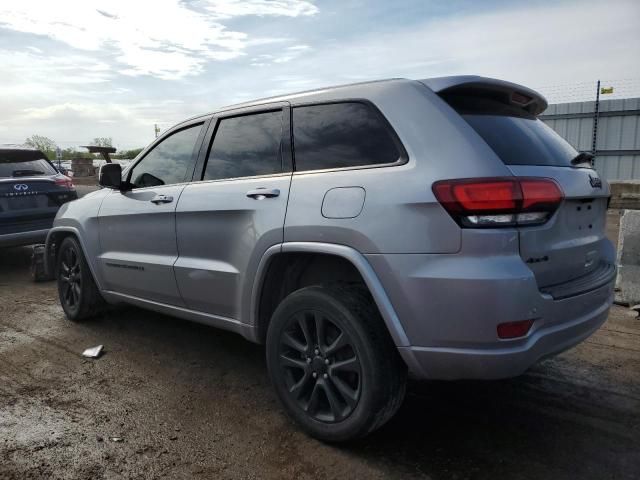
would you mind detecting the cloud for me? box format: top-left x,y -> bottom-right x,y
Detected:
0,0 -> 318,79
0,49 -> 114,99
201,0 -> 318,19
0,0 -> 638,151
250,44 -> 312,66
21,103 -> 126,121
239,0 -> 640,101
2,100 -> 195,149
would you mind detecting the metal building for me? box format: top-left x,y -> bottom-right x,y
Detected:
540,97 -> 640,180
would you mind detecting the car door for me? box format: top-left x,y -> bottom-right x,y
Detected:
174,104 -> 292,321
97,120 -> 207,305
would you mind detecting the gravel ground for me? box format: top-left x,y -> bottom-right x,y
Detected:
0,211 -> 639,479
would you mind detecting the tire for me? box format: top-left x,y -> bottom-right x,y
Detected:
266,284 -> 406,442
56,236 -> 105,321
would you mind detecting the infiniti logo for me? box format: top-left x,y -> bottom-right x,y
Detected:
13,184 -> 29,191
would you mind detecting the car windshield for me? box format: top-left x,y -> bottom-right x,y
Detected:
0,153 -> 57,178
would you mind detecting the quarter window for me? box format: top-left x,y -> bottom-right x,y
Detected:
292,102 -> 401,172
129,123 -> 203,188
203,111 -> 283,181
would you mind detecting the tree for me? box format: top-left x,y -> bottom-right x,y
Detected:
91,137 -> 113,148
114,148 -> 144,159
24,135 -> 57,158
61,148 -> 91,160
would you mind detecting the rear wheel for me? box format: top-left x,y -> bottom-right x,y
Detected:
266,284 -> 406,442
56,236 -> 104,321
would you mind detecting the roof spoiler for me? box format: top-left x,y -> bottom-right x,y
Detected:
419,76 -> 548,116
0,148 -> 47,162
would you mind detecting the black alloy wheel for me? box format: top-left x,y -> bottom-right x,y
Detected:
56,236 -> 105,321
59,244 -> 82,313
278,309 -> 362,423
266,285 -> 407,442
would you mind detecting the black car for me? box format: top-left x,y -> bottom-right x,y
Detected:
0,145 -> 77,248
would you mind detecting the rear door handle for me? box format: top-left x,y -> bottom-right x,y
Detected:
150,194 -> 174,204
246,188 -> 280,199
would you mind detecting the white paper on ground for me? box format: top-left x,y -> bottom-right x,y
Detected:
82,345 -> 104,358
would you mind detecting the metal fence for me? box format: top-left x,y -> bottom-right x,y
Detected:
540,97 -> 640,181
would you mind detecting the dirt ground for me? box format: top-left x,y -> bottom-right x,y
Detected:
1,214 -> 639,479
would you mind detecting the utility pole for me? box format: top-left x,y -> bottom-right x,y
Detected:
55,146 -> 62,171
154,124 -> 160,138
591,80 -> 601,155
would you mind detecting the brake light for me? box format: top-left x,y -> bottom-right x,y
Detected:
54,176 -> 75,190
520,180 -> 563,209
432,177 -> 563,227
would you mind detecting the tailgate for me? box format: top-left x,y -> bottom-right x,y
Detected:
431,80 -> 615,290
0,179 -> 72,234
508,165 -> 611,288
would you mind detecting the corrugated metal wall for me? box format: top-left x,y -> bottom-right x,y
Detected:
541,97 -> 640,180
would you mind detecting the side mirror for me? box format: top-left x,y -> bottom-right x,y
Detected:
99,163 -> 123,189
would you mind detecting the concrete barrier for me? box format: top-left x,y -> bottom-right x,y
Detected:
71,158 -> 96,177
609,181 -> 640,210
615,209 -> 640,305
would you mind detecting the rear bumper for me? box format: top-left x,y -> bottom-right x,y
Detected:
398,282 -> 612,379
366,237 -> 616,380
0,229 -> 49,248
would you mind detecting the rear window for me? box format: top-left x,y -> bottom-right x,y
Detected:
444,95 -> 578,167
0,150 -> 57,178
292,102 -> 402,172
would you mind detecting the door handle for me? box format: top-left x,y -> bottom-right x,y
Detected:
246,188 -> 280,199
150,194 -> 174,204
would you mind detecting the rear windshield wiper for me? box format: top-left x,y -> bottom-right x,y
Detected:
12,169 -> 45,176
570,152 -> 594,167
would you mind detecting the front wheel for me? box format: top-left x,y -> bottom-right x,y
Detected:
56,236 -> 104,321
266,285 -> 406,442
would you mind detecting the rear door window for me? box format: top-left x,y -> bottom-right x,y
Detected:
292,102 -> 402,172
444,95 -> 578,167
203,110 -> 283,181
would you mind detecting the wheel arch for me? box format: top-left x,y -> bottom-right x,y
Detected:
45,227 -> 104,290
250,242 -> 410,347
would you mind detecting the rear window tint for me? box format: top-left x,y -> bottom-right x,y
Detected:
444,94 -> 578,167
292,102 -> 401,172
462,115 -> 578,167
204,110 -> 283,181
0,150 -> 57,178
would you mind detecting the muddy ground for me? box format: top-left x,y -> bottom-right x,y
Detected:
1,211 -> 639,479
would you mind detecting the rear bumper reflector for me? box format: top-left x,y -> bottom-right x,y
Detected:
497,319 -> 534,339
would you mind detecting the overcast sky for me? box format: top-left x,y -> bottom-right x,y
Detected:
1,0 -> 639,150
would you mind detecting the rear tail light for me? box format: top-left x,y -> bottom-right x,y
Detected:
54,176 -> 75,190
432,177 -> 563,227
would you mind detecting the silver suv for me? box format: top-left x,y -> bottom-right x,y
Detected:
45,76 -> 616,441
